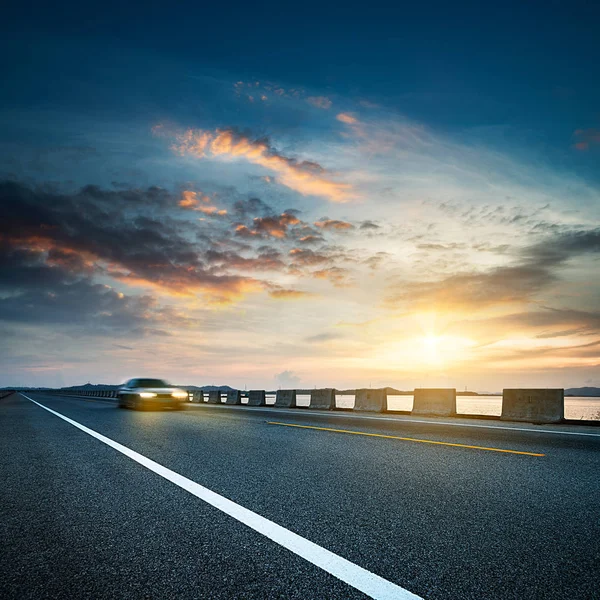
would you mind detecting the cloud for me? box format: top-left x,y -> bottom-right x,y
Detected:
275,370 -> 302,387
234,225 -> 263,239
297,235 -> 324,244
387,228 -> 600,312
0,180 -> 263,304
179,190 -> 227,216
289,248 -> 330,266
337,113 -> 358,125
360,220 -> 380,230
314,218 -> 354,231
573,128 -> 600,151
388,262 -> 557,312
306,96 -> 332,109
268,288 -> 314,300
234,211 -> 303,240
417,242 -> 468,251
523,228 -> 600,263
475,338 -> 600,366
179,190 -> 210,207
170,127 -> 354,202
252,212 -> 301,238
455,307 -> 600,341
233,197 -> 273,219
363,252 -> 391,270
313,266 -> 350,286
0,241 -> 187,336
205,248 -> 285,272
305,331 -> 345,343
196,206 -> 228,217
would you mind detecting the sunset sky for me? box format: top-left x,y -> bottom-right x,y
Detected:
1,1 -> 599,390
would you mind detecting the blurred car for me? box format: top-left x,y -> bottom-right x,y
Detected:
117,378 -> 188,410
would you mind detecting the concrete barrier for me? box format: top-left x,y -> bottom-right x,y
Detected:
501,389 -> 564,423
310,388 -> 336,410
225,390 -> 241,405
247,390 -> 266,406
275,389 -> 297,408
354,388 -> 387,412
207,390 -> 221,404
412,388 -> 456,417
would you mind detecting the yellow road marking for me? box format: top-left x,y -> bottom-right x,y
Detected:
267,421 -> 545,456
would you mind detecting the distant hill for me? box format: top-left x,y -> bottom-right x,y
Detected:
63,383 -> 117,390
565,387 -> 600,397
58,384 -> 237,392
331,388 -> 484,395
182,385 -> 235,392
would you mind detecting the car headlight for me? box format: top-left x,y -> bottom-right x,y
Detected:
139,392 -> 157,398
172,391 -> 187,399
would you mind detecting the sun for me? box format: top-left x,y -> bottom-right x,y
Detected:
423,334 -> 440,351
422,334 -> 441,361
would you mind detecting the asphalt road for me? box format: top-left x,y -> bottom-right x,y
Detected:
1,392 -> 599,600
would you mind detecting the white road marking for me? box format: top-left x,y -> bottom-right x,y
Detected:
21,394 -> 422,600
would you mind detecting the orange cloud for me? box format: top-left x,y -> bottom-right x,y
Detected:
179,190 -> 198,208
10,231 -> 258,305
307,96 -> 332,109
171,128 -> 353,202
112,271 -> 262,304
253,213 -> 300,238
235,225 -> 262,238
235,213 -> 302,239
298,235 -> 323,244
179,190 -> 226,216
336,113 -> 358,125
314,219 -> 354,231
313,267 -> 350,286
197,206 -> 227,216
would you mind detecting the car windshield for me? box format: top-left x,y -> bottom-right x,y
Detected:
134,379 -> 170,388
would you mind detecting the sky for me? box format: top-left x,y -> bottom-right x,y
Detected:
1,0 -> 599,391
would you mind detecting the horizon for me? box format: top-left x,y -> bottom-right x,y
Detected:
1,1 -> 599,389
4,382 -> 600,397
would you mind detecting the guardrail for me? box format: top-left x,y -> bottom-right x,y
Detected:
41,389 -> 119,399
187,387 -> 569,424
31,387 -> 590,425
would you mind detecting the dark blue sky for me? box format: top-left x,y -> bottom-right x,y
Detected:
3,0 -> 599,126
2,0 -> 599,183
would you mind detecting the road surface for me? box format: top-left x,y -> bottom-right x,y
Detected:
1,391 -> 599,599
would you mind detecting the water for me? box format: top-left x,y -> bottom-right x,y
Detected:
338,394 -> 600,421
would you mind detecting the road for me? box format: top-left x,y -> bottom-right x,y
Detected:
1,391 -> 599,599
